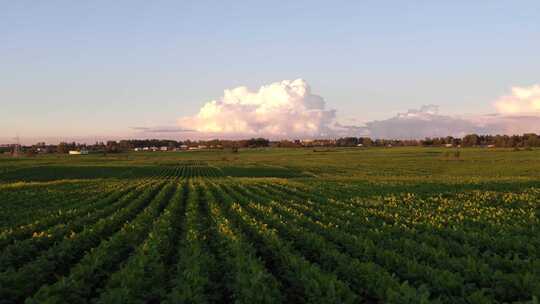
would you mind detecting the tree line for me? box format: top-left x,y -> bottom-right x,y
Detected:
330,133 -> 540,148
2,133 -> 540,155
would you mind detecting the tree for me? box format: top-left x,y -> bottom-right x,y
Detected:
57,142 -> 69,154
336,137 -> 359,147
462,134 -> 479,147
524,133 -> 540,147
247,138 -> 270,148
359,137 -> 373,147
106,141 -> 120,153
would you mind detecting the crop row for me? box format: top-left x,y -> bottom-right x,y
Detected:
0,175 -> 538,303
232,181 -> 540,303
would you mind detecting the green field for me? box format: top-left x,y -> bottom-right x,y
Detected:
0,147 -> 539,303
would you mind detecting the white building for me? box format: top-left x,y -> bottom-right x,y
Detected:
69,150 -> 89,155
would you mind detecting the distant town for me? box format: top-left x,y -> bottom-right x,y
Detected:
1,133 -> 540,157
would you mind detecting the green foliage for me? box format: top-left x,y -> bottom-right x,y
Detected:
0,148 -> 538,303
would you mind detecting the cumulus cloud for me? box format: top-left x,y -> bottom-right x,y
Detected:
178,79 -> 338,138
364,105 -> 481,139
177,80 -> 540,140
495,84 -> 540,114
465,113 -> 540,135
365,104 -> 540,140
360,84 -> 540,139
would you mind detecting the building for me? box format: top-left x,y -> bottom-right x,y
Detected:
69,150 -> 89,155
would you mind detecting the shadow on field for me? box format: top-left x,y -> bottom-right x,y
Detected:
0,165 -> 308,182
0,166 -> 161,182
220,166 -> 307,178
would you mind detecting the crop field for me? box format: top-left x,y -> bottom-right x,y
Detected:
0,147 -> 539,303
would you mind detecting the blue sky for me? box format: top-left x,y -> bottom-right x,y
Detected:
1,1 -> 539,142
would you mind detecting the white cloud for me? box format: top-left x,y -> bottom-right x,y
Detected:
178,79 -> 338,138
364,106 -> 480,139
495,84 -> 540,114
360,84 -> 540,139
364,104 -> 540,139
176,80 -> 540,140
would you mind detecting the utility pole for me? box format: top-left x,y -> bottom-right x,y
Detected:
13,134 -> 20,157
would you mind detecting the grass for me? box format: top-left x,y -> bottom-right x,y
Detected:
2,147 -> 540,184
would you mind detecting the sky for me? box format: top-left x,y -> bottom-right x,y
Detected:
1,1 -> 539,143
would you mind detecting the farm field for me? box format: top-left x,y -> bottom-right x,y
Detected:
0,147 -> 539,303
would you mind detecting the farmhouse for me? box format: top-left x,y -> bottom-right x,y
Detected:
68,150 -> 89,155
